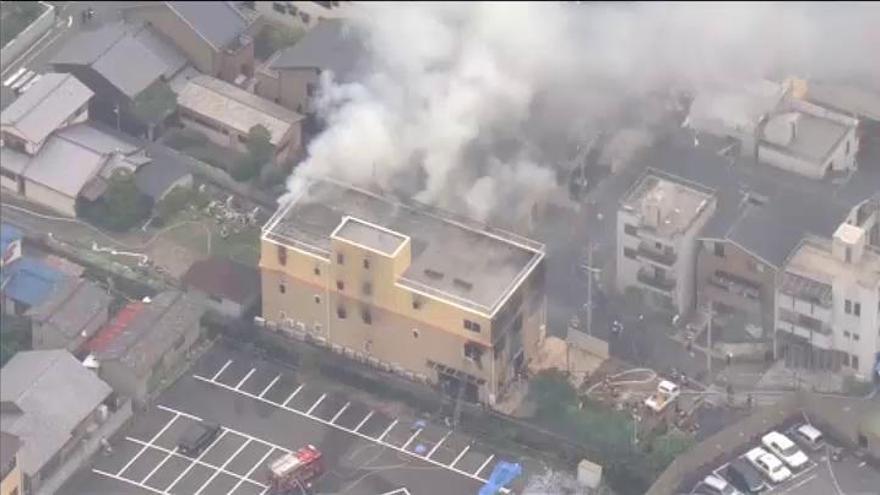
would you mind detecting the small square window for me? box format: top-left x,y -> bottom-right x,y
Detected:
362,308 -> 372,325
655,242 -> 662,250
314,295 -> 321,304
624,224 -> 638,236
337,306 -> 347,319
337,253 -> 344,265
845,300 -> 852,314
853,333 -> 860,341
363,258 -> 370,269
852,355 -> 859,370
844,331 -> 851,338
842,353 -> 850,366
464,320 -> 472,331
412,297 -> 422,310
337,280 -> 344,291
464,320 -> 480,332
854,302 -> 861,316
412,329 -> 419,339
363,282 -> 372,296
277,245 -> 287,266
714,242 -> 725,258
279,284 -> 286,294
314,266 -> 321,276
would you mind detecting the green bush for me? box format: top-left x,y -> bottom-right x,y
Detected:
254,23 -> 305,60
0,314 -> 31,367
164,128 -> 209,150
77,170 -> 154,232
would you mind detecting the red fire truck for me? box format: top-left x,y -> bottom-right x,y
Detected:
267,445 -> 324,494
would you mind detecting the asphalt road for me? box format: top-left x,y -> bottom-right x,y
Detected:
61,343 -> 538,495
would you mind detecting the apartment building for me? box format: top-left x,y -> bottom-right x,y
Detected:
260,179 -> 546,404
616,172 -> 717,317
775,223 -> 880,381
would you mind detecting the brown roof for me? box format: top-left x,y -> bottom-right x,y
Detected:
181,257 -> 260,304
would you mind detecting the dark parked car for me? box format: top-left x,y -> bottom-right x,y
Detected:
178,421 -> 222,456
726,459 -> 767,494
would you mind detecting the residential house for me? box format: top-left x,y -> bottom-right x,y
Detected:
1,258 -> 70,317
182,257 -> 261,319
261,179 -> 546,404
797,79 -> 880,146
50,21 -> 188,138
255,19 -> 363,114
123,1 -> 257,84
132,152 -> 193,203
0,350 -> 112,494
616,171 -> 717,317
0,432 -> 22,495
177,75 -> 304,164
84,291 -> 206,404
775,223 -> 880,381
27,278 -> 112,354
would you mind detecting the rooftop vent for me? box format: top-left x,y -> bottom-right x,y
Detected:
424,269 -> 444,280
453,278 -> 474,291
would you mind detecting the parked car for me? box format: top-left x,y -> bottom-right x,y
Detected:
792,423 -> 824,451
178,421 -> 222,456
762,431 -> 809,470
645,380 -> 681,413
745,447 -> 792,484
692,474 -> 742,495
726,459 -> 767,493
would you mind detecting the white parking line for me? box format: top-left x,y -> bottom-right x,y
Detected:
139,446 -> 177,484
475,454 -> 495,477
165,430 -> 229,493
305,393 -> 326,415
428,431 -> 452,458
228,447 -> 276,495
354,411 -> 374,432
211,360 -> 233,381
194,438 -> 252,495
93,469 -> 164,494
779,473 -> 818,494
378,419 -> 399,442
117,412 -> 180,476
283,384 -> 304,406
330,401 -> 351,423
156,405 -> 293,454
259,375 -> 281,398
402,429 -> 423,450
235,368 -> 257,390
450,445 -> 470,467
192,374 -> 510,493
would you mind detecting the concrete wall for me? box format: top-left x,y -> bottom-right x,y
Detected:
260,235 -> 545,404
179,108 -> 299,165
205,296 -> 246,319
254,67 -> 318,114
676,200 -> 716,317
22,180 -> 77,217
0,2 -> 55,72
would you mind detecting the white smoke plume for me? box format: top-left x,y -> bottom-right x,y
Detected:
285,2 -> 880,223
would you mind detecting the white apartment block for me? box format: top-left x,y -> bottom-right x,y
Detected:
616,172 -> 717,317
775,223 -> 880,381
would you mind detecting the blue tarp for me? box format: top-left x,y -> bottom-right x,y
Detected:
1,257 -> 66,307
478,461 -> 522,495
1,223 -> 23,254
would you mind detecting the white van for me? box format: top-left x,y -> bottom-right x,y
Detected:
793,424 -> 824,451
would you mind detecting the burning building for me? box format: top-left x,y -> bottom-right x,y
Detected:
260,178 -> 546,404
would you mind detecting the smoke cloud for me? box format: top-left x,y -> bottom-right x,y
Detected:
285,1 -> 879,224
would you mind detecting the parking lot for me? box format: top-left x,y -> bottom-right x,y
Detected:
62,344 -> 537,495
695,422 -> 880,495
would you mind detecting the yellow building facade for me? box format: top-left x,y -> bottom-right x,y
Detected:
260,180 -> 547,404
0,432 -> 23,495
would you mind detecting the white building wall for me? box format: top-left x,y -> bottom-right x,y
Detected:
23,180 -> 77,217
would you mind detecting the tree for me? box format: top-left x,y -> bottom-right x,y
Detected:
78,170 -> 153,231
528,369 -> 577,419
132,80 -> 178,140
232,124 -> 275,182
254,24 -> 304,60
153,186 -> 206,226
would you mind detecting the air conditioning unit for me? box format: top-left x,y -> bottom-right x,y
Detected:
295,321 -> 306,332
253,316 -> 266,327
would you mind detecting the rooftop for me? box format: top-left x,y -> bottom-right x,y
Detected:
331,216 -> 409,256
806,81 -> 880,121
86,291 -> 205,376
165,1 -> 249,50
181,257 -> 260,305
0,73 -> 93,145
178,75 -> 304,145
0,257 -> 70,308
620,172 -> 715,238
263,179 -> 544,316
0,350 -> 111,476
268,19 -> 365,82
26,278 -> 112,343
761,110 -> 851,165
783,236 -> 880,290
686,80 -> 786,136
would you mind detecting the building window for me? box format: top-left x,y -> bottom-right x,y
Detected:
464,319 -> 481,333
277,245 -> 287,265
623,247 -> 637,260
846,141 -> 850,155
464,342 -> 483,364
852,355 -> 859,370
279,283 -> 286,294
363,258 -> 370,270
306,82 -> 317,97
854,302 -> 861,317
714,242 -> 725,258
624,224 -> 638,236
314,266 -> 321,276
844,330 -> 851,338
362,307 -> 372,325
655,241 -> 662,250
853,333 -> 860,341
337,280 -> 344,291
337,252 -> 344,264
362,282 -> 372,296
412,297 -> 422,310
842,353 -> 850,366
412,329 -> 419,339
314,295 -> 321,304
845,299 -> 852,314
337,306 -> 347,319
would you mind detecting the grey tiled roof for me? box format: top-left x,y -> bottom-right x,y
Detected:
0,73 -> 93,144
0,350 -> 111,476
269,19 -> 364,82
166,1 -> 249,50
26,278 -> 111,340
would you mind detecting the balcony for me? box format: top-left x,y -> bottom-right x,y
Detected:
637,269 -> 676,292
709,271 -> 761,301
638,244 -> 677,266
776,319 -> 833,350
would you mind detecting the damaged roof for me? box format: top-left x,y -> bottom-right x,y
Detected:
182,257 -> 260,305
